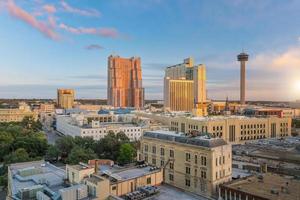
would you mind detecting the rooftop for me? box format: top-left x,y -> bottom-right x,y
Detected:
143,130 -> 227,148
222,173 -> 300,200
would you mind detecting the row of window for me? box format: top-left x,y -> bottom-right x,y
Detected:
241,124 -> 266,129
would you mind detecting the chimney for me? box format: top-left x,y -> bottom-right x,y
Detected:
94,160 -> 99,174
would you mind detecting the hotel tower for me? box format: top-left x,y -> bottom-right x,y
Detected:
164,57 -> 208,116
107,55 -> 144,109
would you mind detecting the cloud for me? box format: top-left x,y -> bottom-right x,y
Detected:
85,44 -> 104,50
59,23 -> 119,38
43,4 -> 56,14
61,1 -> 100,17
6,0 -> 59,40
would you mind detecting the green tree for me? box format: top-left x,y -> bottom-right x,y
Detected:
4,148 -> 30,164
0,132 -> 14,161
55,136 -> 75,160
74,136 -> 96,151
45,145 -> 60,162
117,143 -> 135,165
66,146 -> 97,164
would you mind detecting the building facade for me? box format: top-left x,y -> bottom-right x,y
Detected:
164,57 -> 207,116
138,131 -> 232,199
56,114 -> 143,141
107,55 -> 144,109
57,89 -> 75,109
0,102 -> 37,122
135,112 -> 291,144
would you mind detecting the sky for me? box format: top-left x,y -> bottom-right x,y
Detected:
0,0 -> 300,101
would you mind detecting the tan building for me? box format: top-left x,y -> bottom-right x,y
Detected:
39,103 -> 55,113
57,89 -> 75,109
135,112 -> 291,144
107,55 -> 144,109
0,102 -> 37,122
66,161 -> 163,200
138,130 -> 232,199
164,57 -> 207,116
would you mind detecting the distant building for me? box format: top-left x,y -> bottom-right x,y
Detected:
136,112 -> 291,144
7,160 -> 88,200
57,89 -> 75,109
39,103 -> 55,113
107,55 -> 144,109
138,130 -> 232,199
237,52 -> 249,105
0,102 -> 37,122
219,173 -> 300,200
164,57 -> 207,116
56,113 -> 143,141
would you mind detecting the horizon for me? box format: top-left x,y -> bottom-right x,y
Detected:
1,0 -> 300,101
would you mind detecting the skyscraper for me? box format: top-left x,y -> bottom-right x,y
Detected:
57,89 -> 75,109
237,52 -> 249,105
164,57 -> 208,116
107,55 -> 144,108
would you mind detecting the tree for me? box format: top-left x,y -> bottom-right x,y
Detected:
46,145 -> 60,162
55,136 -> 75,160
117,143 -> 135,165
4,148 -> 30,164
74,136 -> 96,151
21,116 -> 42,132
0,132 -> 14,161
66,146 -> 97,165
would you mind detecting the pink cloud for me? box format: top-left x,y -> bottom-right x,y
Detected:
6,0 -> 59,40
61,1 -> 101,17
59,23 -> 119,38
43,4 -> 56,14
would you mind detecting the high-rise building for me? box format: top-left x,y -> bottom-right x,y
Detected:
164,57 -> 207,116
107,55 -> 144,109
57,89 -> 75,109
237,52 -> 249,105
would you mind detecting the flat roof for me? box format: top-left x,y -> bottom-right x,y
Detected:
8,160 -> 65,198
143,131 -> 227,148
222,173 -> 300,200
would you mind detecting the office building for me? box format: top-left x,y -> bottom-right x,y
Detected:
138,130 -> 232,198
57,89 -> 75,109
107,55 -> 144,109
164,57 -> 207,116
237,52 -> 249,105
0,102 -> 37,122
39,103 -> 55,113
136,111 -> 291,144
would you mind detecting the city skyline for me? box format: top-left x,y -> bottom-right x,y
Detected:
1,0 -> 300,101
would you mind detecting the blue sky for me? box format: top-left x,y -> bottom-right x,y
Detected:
0,0 -> 300,101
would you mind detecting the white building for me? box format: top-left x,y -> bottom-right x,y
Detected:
56,114 -> 143,141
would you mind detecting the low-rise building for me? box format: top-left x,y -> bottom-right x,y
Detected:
39,103 -> 55,113
138,130 -> 232,199
56,114 -> 143,141
66,161 -> 163,200
219,173 -> 300,200
0,102 -> 37,122
7,160 -> 89,200
136,112 -> 291,144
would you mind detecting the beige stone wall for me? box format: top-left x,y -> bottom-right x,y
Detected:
66,165 -> 94,184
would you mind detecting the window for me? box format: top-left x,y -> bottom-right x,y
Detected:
112,186 -> 116,190
216,172 -> 218,179
169,174 -> 174,181
223,156 -> 225,164
145,145 -> 148,152
186,167 -> 191,174
152,146 -> 156,154
195,155 -> 198,164
186,153 -> 191,162
160,148 -> 165,156
216,158 -> 218,166
147,177 -> 151,184
185,179 -> 191,187
201,171 -> 207,179
201,156 -> 207,166
169,162 -> 174,169
152,158 -> 156,165
145,155 -> 148,162
161,160 -> 164,167
170,150 -> 174,158
194,168 -> 197,176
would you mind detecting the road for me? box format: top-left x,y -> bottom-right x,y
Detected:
43,127 -> 62,145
